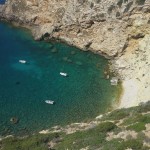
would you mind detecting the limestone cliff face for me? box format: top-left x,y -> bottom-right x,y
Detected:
0,0 -> 149,57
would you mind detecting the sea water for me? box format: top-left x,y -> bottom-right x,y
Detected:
0,22 -> 120,136
0,0 -> 5,5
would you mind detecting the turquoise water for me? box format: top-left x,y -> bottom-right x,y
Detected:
0,22 -> 119,136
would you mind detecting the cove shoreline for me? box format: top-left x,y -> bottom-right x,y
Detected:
0,19 -> 124,109
0,0 -> 150,111
0,20 -> 149,140
0,21 -> 123,138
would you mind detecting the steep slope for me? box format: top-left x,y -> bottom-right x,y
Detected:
0,0 -> 149,56
1,101 -> 150,150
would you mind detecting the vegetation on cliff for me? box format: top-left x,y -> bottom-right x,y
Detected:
1,101 -> 150,150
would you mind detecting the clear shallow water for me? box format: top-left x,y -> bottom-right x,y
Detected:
0,22 -> 120,136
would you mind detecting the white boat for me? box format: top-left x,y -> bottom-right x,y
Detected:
60,72 -> 68,77
45,100 -> 54,104
19,60 -> 26,64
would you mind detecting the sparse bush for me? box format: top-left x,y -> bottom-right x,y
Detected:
102,138 -> 123,150
104,109 -> 130,120
137,101 -> 150,113
122,114 -> 150,126
95,122 -> 117,133
55,128 -> 106,149
1,133 -> 61,150
55,122 -> 117,149
104,139 -> 149,150
127,122 -> 146,132
119,139 -> 149,150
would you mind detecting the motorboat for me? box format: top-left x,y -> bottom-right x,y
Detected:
60,72 -> 68,77
45,100 -> 54,104
19,60 -> 26,64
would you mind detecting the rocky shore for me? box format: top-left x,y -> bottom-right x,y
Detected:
0,0 -> 150,108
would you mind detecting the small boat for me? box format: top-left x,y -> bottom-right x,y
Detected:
60,72 -> 68,77
45,100 -> 54,104
19,60 -> 26,64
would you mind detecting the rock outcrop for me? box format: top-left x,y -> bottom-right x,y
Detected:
0,0 -> 150,107
0,0 -> 149,56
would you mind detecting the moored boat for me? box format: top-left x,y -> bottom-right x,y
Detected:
45,100 -> 54,104
19,60 -> 26,64
60,72 -> 68,77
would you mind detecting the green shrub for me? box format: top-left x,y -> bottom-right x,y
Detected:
127,122 -> 146,132
122,114 -> 142,125
55,129 -> 106,150
137,101 -> 150,113
55,122 -> 116,149
95,122 -> 117,133
122,114 -> 150,126
1,133 -> 61,150
137,132 -> 148,141
119,139 -> 148,150
104,109 -> 130,120
102,138 -> 123,150
104,139 -> 148,150
138,114 -> 150,123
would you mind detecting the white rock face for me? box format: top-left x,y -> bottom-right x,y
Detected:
116,34 -> 150,108
0,0 -> 149,56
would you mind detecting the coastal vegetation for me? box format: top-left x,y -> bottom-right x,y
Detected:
1,101 -> 150,150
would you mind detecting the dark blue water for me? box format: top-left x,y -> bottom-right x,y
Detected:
0,0 -> 5,4
0,22 -> 120,136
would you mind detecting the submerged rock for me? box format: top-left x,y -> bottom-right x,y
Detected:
15,81 -> 20,85
10,117 -> 19,124
62,57 -> 68,61
51,48 -> 58,53
67,59 -> 72,63
76,61 -> 82,66
71,51 -> 76,55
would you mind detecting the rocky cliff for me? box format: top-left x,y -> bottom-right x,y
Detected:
0,0 -> 150,107
0,0 -> 149,56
